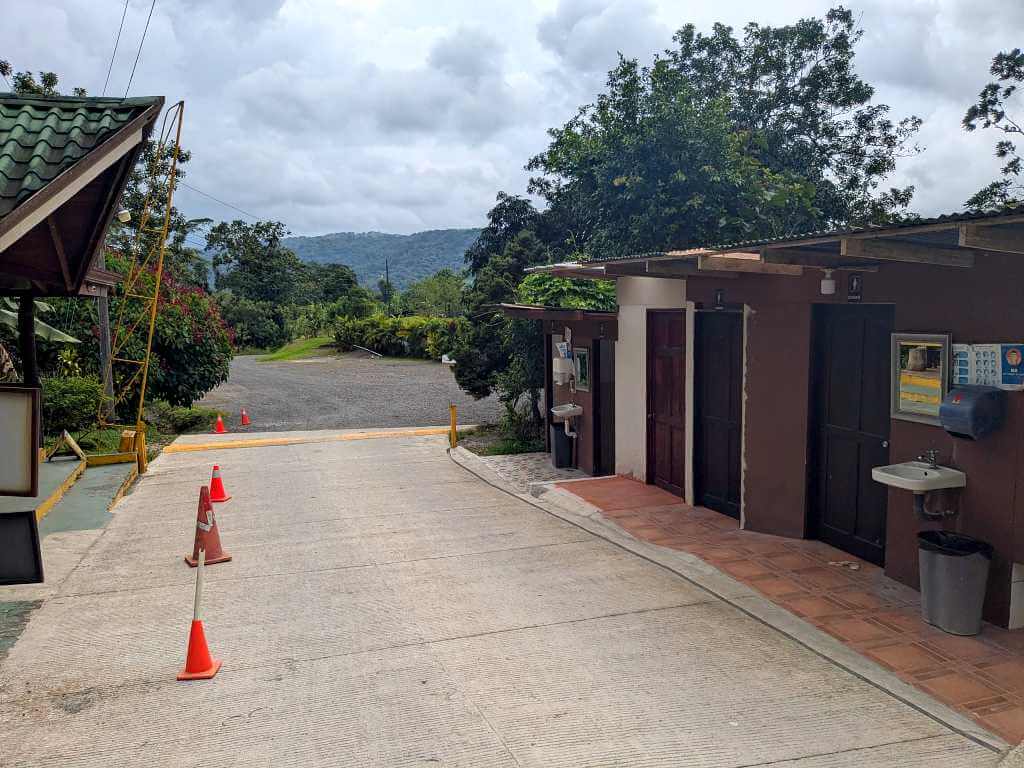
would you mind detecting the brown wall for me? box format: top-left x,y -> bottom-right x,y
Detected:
686,251 -> 1024,625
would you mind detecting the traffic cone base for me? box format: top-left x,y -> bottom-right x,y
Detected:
177,619 -> 222,681
209,465 -> 231,503
185,552 -> 232,567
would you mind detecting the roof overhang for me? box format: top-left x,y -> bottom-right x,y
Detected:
524,261 -> 609,280
494,303 -> 618,340
0,97 -> 164,296
579,208 -> 1024,277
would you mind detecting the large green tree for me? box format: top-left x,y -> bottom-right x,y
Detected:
399,268 -> 465,316
527,7 -> 921,259
963,48 -> 1024,212
208,220 -> 302,304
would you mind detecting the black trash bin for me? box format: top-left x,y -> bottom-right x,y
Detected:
550,425 -> 574,469
918,531 -> 993,636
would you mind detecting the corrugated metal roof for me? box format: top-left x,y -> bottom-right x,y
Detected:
581,206 -> 1024,264
0,94 -> 160,218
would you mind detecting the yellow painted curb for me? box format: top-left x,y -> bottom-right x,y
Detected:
35,460 -> 86,523
86,452 -> 138,467
162,426 -> 453,454
108,464 -> 139,510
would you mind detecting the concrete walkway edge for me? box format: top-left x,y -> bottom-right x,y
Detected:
448,446 -> 1008,757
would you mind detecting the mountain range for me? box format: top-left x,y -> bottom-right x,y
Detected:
282,228 -> 481,289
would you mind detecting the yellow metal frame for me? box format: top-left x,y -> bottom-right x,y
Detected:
99,102 -> 185,472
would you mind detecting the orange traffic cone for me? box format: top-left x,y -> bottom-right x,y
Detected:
209,465 -> 231,503
178,549 -> 222,681
240,408 -> 251,426
213,414 -> 227,434
185,486 -> 231,567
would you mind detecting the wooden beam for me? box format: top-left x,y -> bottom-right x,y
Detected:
958,224 -> 1024,254
760,248 -> 877,271
698,255 -> 803,276
840,238 -> 974,268
645,260 -> 738,279
46,215 -> 73,291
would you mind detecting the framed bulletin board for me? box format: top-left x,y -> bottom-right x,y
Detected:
0,385 -> 40,496
891,333 -> 950,425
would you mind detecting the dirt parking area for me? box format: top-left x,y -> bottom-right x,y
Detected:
199,352 -> 502,432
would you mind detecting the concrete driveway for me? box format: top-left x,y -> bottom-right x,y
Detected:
0,431 -> 999,766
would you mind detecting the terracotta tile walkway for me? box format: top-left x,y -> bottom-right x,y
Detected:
557,474 -> 1024,745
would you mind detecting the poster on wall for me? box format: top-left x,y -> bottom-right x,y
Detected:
0,385 -> 40,497
573,347 -> 591,391
948,343 -> 1024,390
891,333 -> 950,425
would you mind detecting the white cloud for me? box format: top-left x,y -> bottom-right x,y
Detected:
2,0 -> 1021,234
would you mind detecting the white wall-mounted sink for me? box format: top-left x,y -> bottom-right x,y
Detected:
551,403 -> 583,422
871,461 -> 966,494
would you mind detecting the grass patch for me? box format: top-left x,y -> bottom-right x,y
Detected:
258,336 -> 334,362
457,424 -> 545,456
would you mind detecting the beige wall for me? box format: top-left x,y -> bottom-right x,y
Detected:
614,277 -> 688,489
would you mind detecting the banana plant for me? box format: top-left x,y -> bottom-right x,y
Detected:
0,298 -> 80,343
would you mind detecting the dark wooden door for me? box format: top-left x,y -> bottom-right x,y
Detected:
594,339 -> 616,476
647,310 -> 685,496
695,311 -> 743,519
810,304 -> 894,565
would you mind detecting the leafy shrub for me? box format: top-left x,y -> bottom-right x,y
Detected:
148,400 -> 220,433
48,252 -> 234,409
333,315 -> 469,359
516,272 -> 616,310
42,375 -> 103,434
215,293 -> 290,351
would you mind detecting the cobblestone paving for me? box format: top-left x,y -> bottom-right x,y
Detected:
476,451 -> 585,492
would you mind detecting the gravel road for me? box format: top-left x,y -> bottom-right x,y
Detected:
198,352 -> 502,431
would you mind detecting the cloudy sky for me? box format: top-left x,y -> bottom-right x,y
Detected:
4,0 -> 1022,236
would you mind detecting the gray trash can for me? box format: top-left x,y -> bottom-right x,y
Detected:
918,531 -> 993,636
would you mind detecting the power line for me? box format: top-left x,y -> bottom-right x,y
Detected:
178,181 -> 260,219
101,0 -> 130,97
124,0 -> 157,98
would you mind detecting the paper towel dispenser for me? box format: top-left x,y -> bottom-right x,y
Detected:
939,386 -> 1007,440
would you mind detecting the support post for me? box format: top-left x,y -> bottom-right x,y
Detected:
96,251 -> 115,419
17,294 -> 41,449
449,403 -> 457,449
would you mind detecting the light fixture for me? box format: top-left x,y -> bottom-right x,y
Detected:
116,208 -> 131,224
820,268 -> 836,296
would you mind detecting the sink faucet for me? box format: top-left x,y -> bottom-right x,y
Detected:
917,449 -> 940,468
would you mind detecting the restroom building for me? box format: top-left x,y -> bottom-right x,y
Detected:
527,208 -> 1024,628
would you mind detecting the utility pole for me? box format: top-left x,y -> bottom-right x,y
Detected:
385,257 -> 391,316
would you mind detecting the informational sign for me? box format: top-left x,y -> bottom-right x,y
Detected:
0,385 -> 39,497
0,511 -> 43,585
950,343 -> 1024,390
847,273 -> 863,302
1001,344 -> 1024,389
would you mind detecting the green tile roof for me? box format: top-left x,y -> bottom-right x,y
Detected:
0,94 -> 160,219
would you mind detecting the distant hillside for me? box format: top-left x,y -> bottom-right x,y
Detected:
283,228 -> 481,289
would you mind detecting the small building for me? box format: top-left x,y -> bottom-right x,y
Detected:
498,303 -> 617,476
534,208 -> 1024,628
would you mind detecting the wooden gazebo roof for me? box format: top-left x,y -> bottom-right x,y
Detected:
0,93 -> 164,296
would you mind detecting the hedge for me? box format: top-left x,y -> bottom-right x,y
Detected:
333,315 -> 468,360
42,375 -> 104,434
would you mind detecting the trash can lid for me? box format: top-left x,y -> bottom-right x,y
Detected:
918,530 -> 993,558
